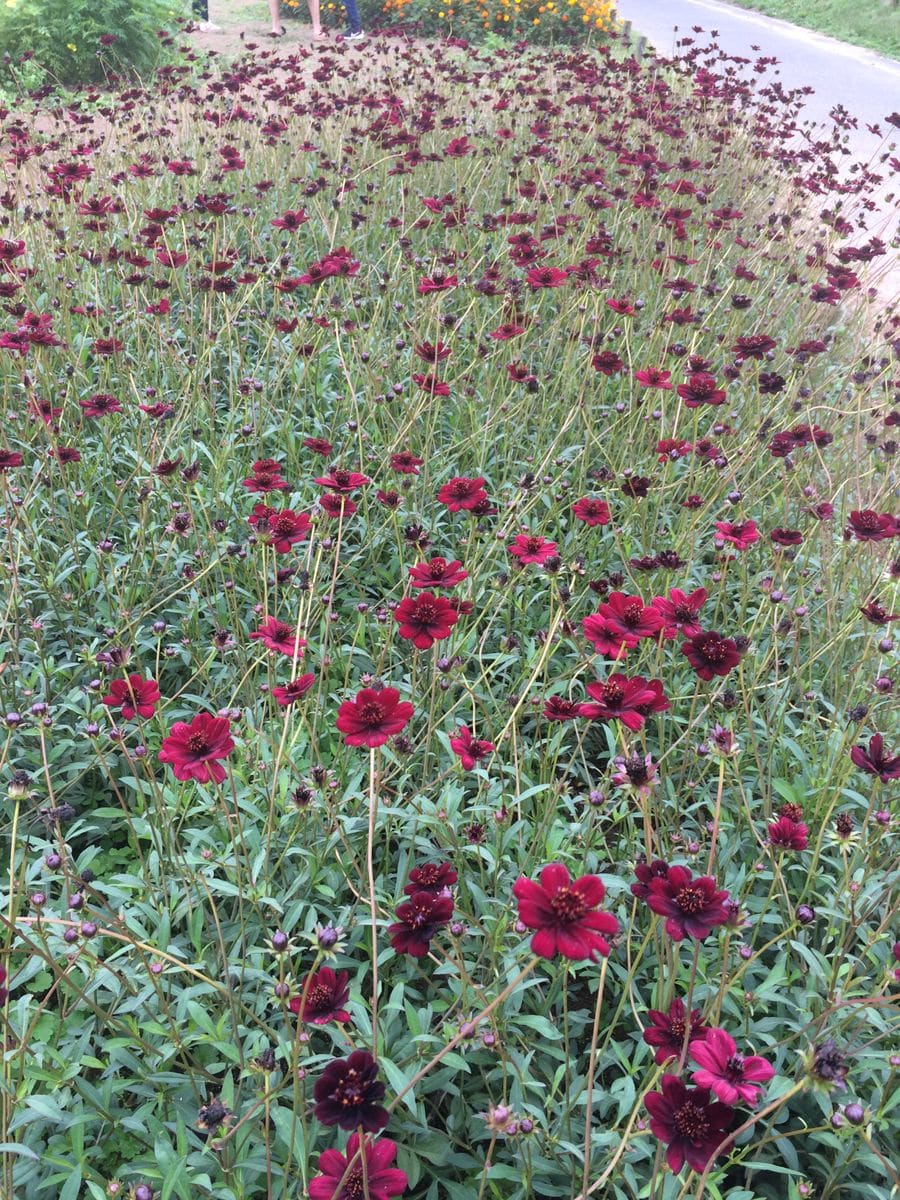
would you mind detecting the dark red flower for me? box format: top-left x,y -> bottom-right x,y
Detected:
542,696 -> 582,721
571,497 -> 611,526
579,675 -> 664,732
394,592 -> 459,649
388,890 -> 453,957
690,1027 -> 774,1106
859,600 -> 898,624
512,863 -> 618,961
850,733 -> 900,781
248,506 -> 311,552
450,726 -> 494,770
309,1133 -> 408,1200
583,592 -> 664,658
313,1051 -> 388,1132
272,674 -> 315,706
714,520 -> 759,551
319,493 -> 357,518
336,687 -> 413,748
591,350 -> 624,376
845,510 -> 895,542
403,861 -> 457,896
418,272 -> 458,294
80,392 -> 122,418
646,865 -> 730,941
770,528 -> 803,546
645,1075 -> 734,1174
631,858 -> 671,901
643,996 -> 709,1064
634,366 -> 672,389
102,674 -> 160,720
303,437 -> 334,456
0,450 -> 23,471
508,534 -> 558,565
437,476 -> 488,512
676,373 -> 726,407
411,373 -> 450,396
409,557 -> 468,589
682,631 -> 743,680
767,816 -> 809,850
250,617 -> 306,659
525,266 -> 569,288
159,713 -> 235,785
290,967 -> 350,1025
271,209 -> 309,231
652,588 -> 707,639
390,451 -> 424,475
314,468 -> 370,494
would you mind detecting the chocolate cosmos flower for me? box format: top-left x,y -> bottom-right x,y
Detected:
513,863 -> 618,961
313,1050 -> 389,1132
645,1075 -> 734,1174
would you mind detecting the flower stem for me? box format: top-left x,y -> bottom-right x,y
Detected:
581,956 -> 609,1197
367,746 -> 380,1058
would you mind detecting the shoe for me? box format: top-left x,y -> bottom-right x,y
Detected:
268,25 -> 287,36
197,20 -> 223,31
345,30 -> 366,39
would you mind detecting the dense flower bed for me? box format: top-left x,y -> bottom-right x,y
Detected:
0,27 -> 897,1200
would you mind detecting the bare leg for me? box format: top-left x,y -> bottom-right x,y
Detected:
267,0 -> 283,32
307,0 -> 325,36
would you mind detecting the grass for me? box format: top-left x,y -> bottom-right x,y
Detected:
727,0 -> 900,59
0,23 -> 898,1200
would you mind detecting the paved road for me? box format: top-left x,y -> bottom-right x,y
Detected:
617,0 -> 900,150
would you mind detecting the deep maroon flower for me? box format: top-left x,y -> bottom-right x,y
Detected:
450,726 -> 494,770
319,493 -> 357,517
102,674 -> 160,720
271,209 -> 309,231
845,510 -> 895,542
248,506 -> 311,552
336,687 -> 413,748
691,1027 -> 774,1106
732,334 -> 776,360
290,967 -> 350,1025
676,373 -> 726,407
525,266 -> 569,288
631,859 -> 671,901
390,451 -> 424,475
770,528 -> 803,547
652,588 -> 707,639
303,437 -> 334,456
645,1075 -> 734,1174
0,450 -> 23,471
309,1134 -> 407,1200
682,631 -> 743,680
597,592 -> 665,643
418,272 -> 458,294
579,675 -> 664,732
250,618 -> 306,659
314,468 -> 370,494
272,674 -> 315,706
571,497 -> 611,526
512,863 -> 618,961
412,373 -> 450,396
508,534 -> 558,565
859,600 -> 899,624
542,696 -> 582,721
592,350 -> 624,376
646,865 -> 730,941
159,713 -> 235,784
388,890 -> 453,957
767,816 -> 809,850
80,392 -> 122,418
850,733 -> 900,781
394,592 -> 459,649
409,557 -> 468,589
643,997 -> 709,1064
313,1051 -> 388,1132
403,861 -> 457,896
437,476 -> 488,512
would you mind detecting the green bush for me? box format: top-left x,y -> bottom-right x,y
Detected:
0,0 -> 187,90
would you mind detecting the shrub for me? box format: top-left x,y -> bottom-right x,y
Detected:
0,0 -> 186,90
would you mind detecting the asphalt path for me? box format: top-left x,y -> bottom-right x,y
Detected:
616,0 -> 900,298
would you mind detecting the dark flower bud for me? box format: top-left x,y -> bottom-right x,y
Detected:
271,930 -> 289,952
844,1102 -> 865,1126
796,904 -> 816,924
80,921 -> 98,937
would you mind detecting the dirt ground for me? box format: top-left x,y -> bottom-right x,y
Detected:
190,0 -> 376,56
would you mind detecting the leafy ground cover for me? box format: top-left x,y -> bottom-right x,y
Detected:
727,0 -> 900,60
0,24 -> 898,1200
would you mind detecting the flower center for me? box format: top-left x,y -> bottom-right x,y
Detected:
524,537 -> 543,553
270,515 -> 295,535
359,702 -> 386,727
414,602 -> 437,623
676,885 -> 706,914
601,681 -> 625,706
674,604 -> 694,622
700,635 -> 727,663
622,601 -> 644,626
550,886 -> 588,923
333,1068 -> 366,1108
673,1100 -> 709,1141
725,1054 -> 746,1080
308,983 -> 332,1010
340,1170 -> 366,1200
186,732 -> 210,755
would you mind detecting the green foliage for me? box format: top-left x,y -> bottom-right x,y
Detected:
0,0 -> 187,90
728,0 -> 900,59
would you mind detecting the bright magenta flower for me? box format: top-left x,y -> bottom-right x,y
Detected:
336,687 -> 413,748
450,726 -> 494,770
507,534 -> 558,565
102,674 -> 160,720
690,1027 -> 774,1106
159,713 -> 235,785
309,1134 -> 408,1200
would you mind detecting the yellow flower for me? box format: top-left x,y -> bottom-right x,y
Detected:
67,42 -> 77,51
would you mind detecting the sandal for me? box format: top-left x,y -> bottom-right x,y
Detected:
268,25 -> 286,36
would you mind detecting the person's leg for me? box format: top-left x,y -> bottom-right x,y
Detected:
267,0 -> 284,33
306,0 -> 324,37
343,0 -> 362,34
